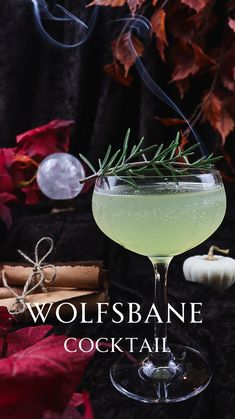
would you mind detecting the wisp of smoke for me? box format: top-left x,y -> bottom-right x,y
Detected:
30,0 -> 97,48
29,2 -> 206,154
116,15 -> 206,154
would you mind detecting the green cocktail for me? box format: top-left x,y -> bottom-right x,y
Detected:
92,171 -> 226,403
93,183 -> 225,258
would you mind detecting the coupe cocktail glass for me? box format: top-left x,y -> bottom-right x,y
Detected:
92,168 -> 226,403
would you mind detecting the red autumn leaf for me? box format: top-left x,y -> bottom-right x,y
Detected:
10,155 -> 38,187
0,333 -> 95,419
6,120 -> 73,205
104,62 -> 133,86
155,117 -> 186,126
127,0 -> 146,15
112,33 -> 144,76
228,18 -> 235,33
0,172 -> 14,195
0,149 -> 15,172
16,119 -> 73,160
6,325 -> 52,356
202,92 -> 235,143
180,0 -> 209,13
171,41 -> 215,81
7,155 -> 40,204
151,8 -> 168,61
88,0 -> 125,7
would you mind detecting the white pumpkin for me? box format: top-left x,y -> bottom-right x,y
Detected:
183,246 -> 235,290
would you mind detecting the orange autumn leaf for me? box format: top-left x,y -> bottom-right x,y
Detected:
127,0 -> 146,15
112,33 -> 144,76
180,0 -> 209,13
202,93 -> 235,143
228,18 -> 235,33
171,41 -> 215,81
104,62 -> 133,86
155,116 -> 186,126
151,9 -> 168,61
88,0 -> 125,6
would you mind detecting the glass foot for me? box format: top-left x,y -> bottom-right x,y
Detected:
110,344 -> 211,403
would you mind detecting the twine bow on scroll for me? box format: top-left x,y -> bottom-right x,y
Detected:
2,237 -> 56,315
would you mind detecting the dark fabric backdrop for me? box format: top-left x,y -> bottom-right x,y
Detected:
0,0 -> 222,157
0,1 -> 235,419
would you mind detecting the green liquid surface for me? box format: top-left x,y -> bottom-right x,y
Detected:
92,184 -> 226,257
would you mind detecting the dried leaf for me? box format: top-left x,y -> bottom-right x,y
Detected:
171,41 -> 215,81
127,0 -> 145,15
104,62 -> 133,86
168,3 -> 197,42
112,33 -> 144,76
216,113 -> 235,144
155,117 -> 186,126
180,0 -> 208,13
228,18 -> 235,33
202,92 -> 235,143
151,9 -> 168,61
88,0 -> 125,6
221,47 -> 235,92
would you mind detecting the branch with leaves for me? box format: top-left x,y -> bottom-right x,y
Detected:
79,129 -> 221,185
90,0 -> 235,145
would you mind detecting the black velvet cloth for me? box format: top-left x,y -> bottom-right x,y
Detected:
0,183 -> 235,419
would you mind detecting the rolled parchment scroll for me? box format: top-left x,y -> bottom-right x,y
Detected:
0,261 -> 108,290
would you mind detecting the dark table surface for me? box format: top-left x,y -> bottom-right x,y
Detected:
0,183 -> 235,419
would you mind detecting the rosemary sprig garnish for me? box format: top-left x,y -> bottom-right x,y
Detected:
79,130 -> 221,184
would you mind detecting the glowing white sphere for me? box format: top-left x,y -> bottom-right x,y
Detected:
37,152 -> 85,200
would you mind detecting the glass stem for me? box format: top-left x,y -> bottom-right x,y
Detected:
141,257 -> 177,381
150,257 -> 172,354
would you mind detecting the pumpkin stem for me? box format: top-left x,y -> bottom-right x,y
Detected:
206,246 -> 229,261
